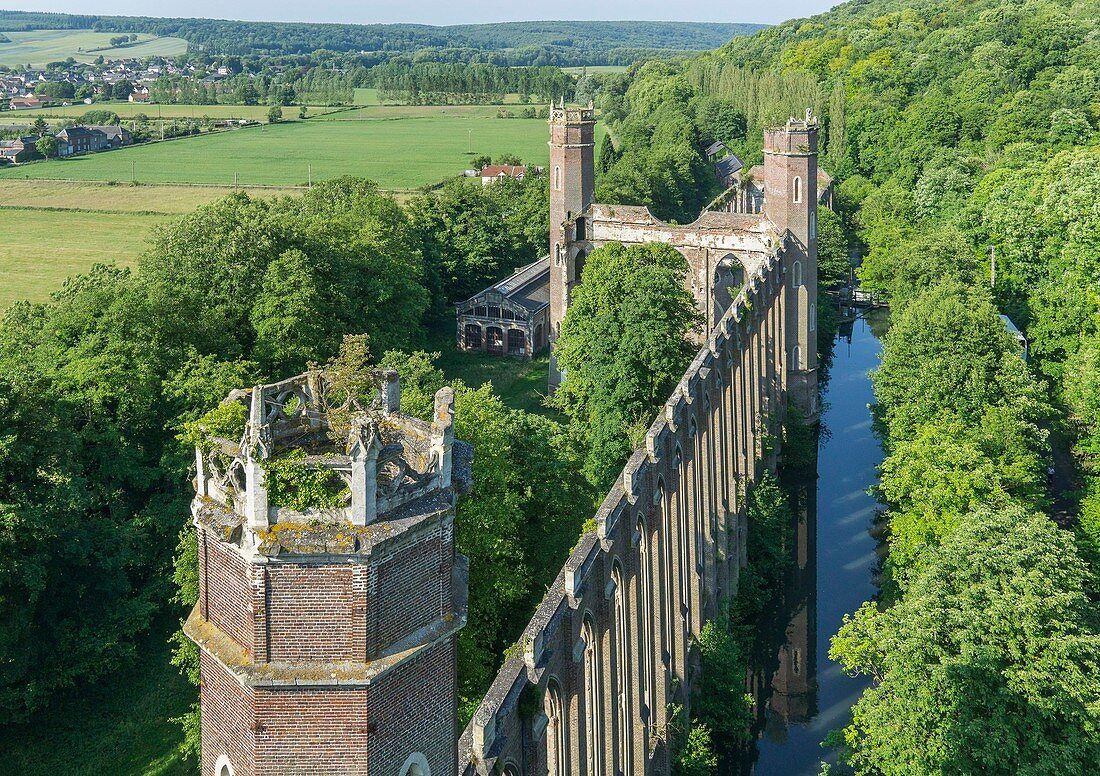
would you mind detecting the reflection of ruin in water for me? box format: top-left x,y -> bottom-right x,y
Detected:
747,313 -> 888,775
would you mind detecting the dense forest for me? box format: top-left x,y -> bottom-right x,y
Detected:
578,0 -> 1100,769
0,11 -> 764,64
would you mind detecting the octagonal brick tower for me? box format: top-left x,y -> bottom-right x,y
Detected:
184,370 -> 469,776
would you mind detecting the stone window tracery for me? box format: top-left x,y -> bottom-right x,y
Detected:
612,562 -> 631,775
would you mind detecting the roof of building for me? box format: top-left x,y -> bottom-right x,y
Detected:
89,124 -> 130,140
705,141 -> 727,156
716,154 -> 743,177
57,126 -> 107,139
460,255 -> 550,315
480,164 -> 527,178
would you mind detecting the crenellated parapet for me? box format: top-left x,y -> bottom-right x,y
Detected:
459,250 -> 787,775
193,369 -> 459,545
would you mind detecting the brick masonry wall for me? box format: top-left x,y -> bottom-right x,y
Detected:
200,651 -> 256,776
265,564 -> 363,663
368,637 -> 457,775
252,686 -> 371,774
371,527 -> 446,655
202,526 -> 256,655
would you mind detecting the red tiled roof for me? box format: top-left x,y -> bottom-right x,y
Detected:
480,165 -> 527,178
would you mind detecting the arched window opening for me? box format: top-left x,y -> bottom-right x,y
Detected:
655,478 -> 673,669
793,176 -> 802,204
399,753 -> 431,776
809,210 -> 817,240
575,217 -> 586,241
809,304 -> 816,332
215,756 -> 235,776
792,260 -> 803,287
637,515 -> 655,736
464,324 -> 482,350
486,326 -> 504,355
676,445 -> 691,630
791,345 -> 801,371
612,563 -> 632,775
582,615 -> 603,776
554,165 -> 562,191
545,679 -> 568,776
507,329 -> 526,355
574,250 -> 588,284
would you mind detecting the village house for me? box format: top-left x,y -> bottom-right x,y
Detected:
128,86 -> 151,103
0,136 -> 39,163
89,125 -> 134,149
8,95 -> 42,110
55,126 -> 108,157
479,163 -> 527,185
455,255 -> 550,357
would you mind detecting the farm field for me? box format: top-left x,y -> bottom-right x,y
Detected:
0,29 -> 186,66
0,113 -> 567,188
0,180 -> 299,307
3,102 -> 332,121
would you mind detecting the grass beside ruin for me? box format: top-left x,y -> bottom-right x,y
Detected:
0,614 -> 195,776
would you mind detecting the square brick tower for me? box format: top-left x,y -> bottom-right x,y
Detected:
548,101 -> 595,393
763,112 -> 820,422
185,370 -> 469,776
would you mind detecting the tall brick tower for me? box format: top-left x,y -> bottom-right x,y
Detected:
185,370 -> 469,776
548,100 -> 595,392
763,112 -> 820,421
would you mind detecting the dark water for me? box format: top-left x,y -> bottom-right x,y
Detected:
751,315 -> 885,775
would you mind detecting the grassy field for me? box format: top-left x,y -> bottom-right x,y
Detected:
352,87 -> 381,105
4,102 -> 332,121
0,180 -> 300,307
0,114 -> 556,188
0,29 -> 186,66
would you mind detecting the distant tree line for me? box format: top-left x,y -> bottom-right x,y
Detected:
0,10 -> 763,62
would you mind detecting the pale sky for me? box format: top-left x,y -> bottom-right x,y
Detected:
5,1 -> 836,27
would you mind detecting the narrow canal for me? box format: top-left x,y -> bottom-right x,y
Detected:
751,313 -> 886,775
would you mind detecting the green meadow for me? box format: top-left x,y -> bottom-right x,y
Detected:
0,113 -> 555,188
0,29 -> 186,66
0,180 -> 298,307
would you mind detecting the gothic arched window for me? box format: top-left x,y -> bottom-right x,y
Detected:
612,562 -> 631,775
545,679 -> 568,776
582,614 -> 603,776
809,304 -> 816,332
809,210 -> 817,239
793,176 -> 803,204
637,515 -> 655,735
793,260 -> 803,287
554,165 -> 562,191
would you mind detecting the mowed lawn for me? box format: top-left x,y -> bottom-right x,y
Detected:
0,207 -> 166,307
0,180 -> 309,307
0,29 -> 186,66
0,115 -> 553,188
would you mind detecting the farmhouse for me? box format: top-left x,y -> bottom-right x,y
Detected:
0,136 -> 40,163
8,96 -> 42,110
56,126 -> 109,157
455,255 -> 550,357
480,163 -> 527,184
89,125 -> 134,148
128,87 -> 151,103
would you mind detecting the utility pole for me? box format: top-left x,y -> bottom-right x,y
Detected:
131,159 -> 135,183
308,163 -> 312,188
468,128 -> 472,154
